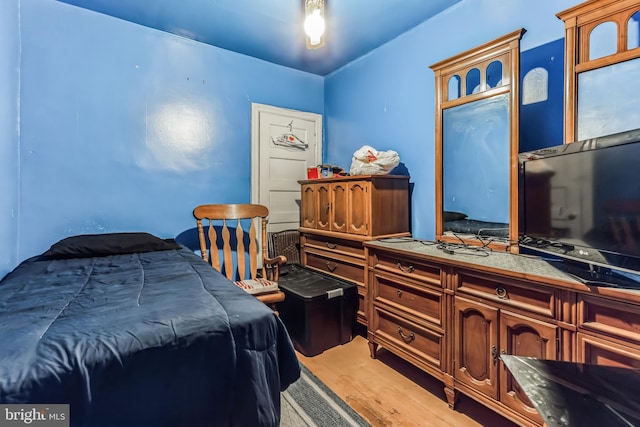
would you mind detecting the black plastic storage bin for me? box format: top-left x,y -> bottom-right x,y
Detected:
277,265 -> 357,357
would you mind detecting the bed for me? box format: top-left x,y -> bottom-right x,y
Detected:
443,218 -> 510,238
442,211 -> 509,239
0,233 -> 300,427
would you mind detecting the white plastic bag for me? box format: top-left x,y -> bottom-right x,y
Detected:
349,145 -> 400,175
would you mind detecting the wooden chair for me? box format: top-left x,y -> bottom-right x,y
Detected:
193,204 -> 286,312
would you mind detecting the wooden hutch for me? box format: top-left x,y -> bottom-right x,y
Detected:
298,174 -> 411,326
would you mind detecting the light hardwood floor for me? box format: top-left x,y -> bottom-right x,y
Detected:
296,331 -> 519,427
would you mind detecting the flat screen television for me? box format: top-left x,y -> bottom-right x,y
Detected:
519,128 -> 640,288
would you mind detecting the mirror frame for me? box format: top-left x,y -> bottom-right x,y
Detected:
557,0 -> 640,144
430,29 -> 525,252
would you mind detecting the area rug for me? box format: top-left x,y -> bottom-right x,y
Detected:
281,364 -> 371,427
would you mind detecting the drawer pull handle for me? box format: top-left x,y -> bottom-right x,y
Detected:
397,326 -> 415,342
326,242 -> 338,249
396,262 -> 415,274
495,287 -> 508,299
397,290 -> 403,298
326,262 -> 337,272
491,345 -> 499,365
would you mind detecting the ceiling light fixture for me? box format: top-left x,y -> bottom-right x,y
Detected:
304,0 -> 325,49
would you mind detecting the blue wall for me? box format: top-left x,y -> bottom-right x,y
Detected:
324,0 -> 578,240
0,0 -> 20,277
1,0 -> 323,275
520,39 -> 565,153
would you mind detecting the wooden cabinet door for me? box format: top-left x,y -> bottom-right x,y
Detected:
300,184 -> 317,229
499,311 -> 557,423
454,297 -> 499,400
348,181 -> 370,235
331,182 -> 349,233
316,183 -> 331,231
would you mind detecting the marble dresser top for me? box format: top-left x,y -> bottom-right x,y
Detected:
365,237 -> 640,296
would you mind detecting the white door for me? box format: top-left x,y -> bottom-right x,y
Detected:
251,103 -> 322,233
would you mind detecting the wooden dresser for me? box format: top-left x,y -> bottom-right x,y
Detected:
298,175 -> 411,326
364,239 -> 640,427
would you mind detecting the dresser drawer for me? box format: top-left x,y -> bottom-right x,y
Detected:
578,295 -> 640,344
373,253 -> 442,287
303,235 -> 365,259
456,272 -> 556,318
372,272 -> 444,328
576,332 -> 640,368
371,307 -> 443,370
304,250 -> 364,286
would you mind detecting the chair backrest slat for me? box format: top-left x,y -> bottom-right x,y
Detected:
248,218 -> 257,280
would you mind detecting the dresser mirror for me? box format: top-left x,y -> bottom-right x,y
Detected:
431,29 -> 525,251
557,0 -> 640,143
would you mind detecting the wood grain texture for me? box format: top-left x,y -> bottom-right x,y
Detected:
297,334 -> 517,427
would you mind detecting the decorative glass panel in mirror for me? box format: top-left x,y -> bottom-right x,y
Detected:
589,21 -> 618,60
442,94 -> 510,240
486,61 -> 503,89
466,68 -> 481,95
577,57 -> 640,140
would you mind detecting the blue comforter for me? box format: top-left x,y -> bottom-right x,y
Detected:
0,247 -> 300,426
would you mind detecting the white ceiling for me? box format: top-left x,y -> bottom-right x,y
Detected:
57,0 -> 463,75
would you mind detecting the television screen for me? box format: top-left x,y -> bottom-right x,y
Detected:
520,129 -> 640,286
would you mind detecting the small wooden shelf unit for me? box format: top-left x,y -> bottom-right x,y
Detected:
298,175 -> 411,325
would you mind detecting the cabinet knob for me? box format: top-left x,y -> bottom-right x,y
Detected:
396,262 -> 415,274
495,287 -> 508,300
325,262 -> 337,272
397,326 -> 415,342
326,242 -> 338,249
397,290 -> 403,298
